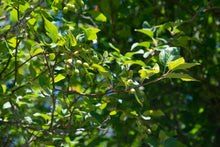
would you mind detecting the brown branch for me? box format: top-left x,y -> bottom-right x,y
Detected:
55,71 -> 170,97
48,53 -> 58,131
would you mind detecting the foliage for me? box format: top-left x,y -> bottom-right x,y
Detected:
0,0 -> 219,146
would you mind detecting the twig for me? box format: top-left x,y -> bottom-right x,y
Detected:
79,14 -> 98,28
55,71 -> 170,97
0,55 -> 11,78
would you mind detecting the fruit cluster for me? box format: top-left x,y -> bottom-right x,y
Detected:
63,0 -> 84,13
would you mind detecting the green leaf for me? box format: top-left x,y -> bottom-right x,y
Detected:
8,37 -> 17,48
168,57 -> 185,70
66,30 -> 77,47
135,29 -> 154,38
131,42 -> 150,51
39,74 -> 49,88
123,60 -> 147,68
0,41 -> 9,54
43,17 -> 59,42
159,130 -> 168,142
99,103 -> 107,110
11,8 -> 18,22
134,89 -> 144,107
32,48 -> 44,56
109,43 -> 120,53
89,10 -> 107,22
165,73 -> 198,81
33,113 -> 51,121
86,27 -> 100,40
159,46 -> 180,66
164,137 -> 177,147
143,109 -> 164,117
92,64 -> 112,80
168,58 -> 200,71
54,74 -> 65,83
139,63 -> 160,80
109,110 -> 117,115
0,84 -> 6,94
92,64 -> 108,73
29,64 -> 36,77
151,110 -> 165,117
3,102 -> 11,109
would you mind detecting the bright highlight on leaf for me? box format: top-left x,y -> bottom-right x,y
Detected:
135,29 -> 154,38
139,63 -> 160,80
43,17 -> 59,42
168,57 -> 185,70
89,10 -> 107,22
86,27 -> 100,40
54,74 -> 66,83
168,57 -> 200,71
110,110 -> 117,115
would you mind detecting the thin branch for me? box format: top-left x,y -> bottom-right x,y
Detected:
0,52 -> 61,81
55,71 -> 170,97
79,14 -> 98,28
48,53 -> 58,131
0,55 -> 12,78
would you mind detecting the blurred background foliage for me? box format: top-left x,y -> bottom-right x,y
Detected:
0,0 -> 220,146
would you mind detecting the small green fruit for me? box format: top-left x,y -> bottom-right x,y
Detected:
67,3 -> 75,11
130,88 -> 135,94
74,69 -> 79,75
78,0 -> 84,7
63,7 -> 68,13
127,79 -> 133,85
147,128 -> 152,134
67,59 -> 72,64
83,62 -> 89,68
74,51 -> 79,56
76,60 -> 82,65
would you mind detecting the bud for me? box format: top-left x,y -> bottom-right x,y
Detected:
76,60 -> 82,65
83,62 -> 89,68
130,88 -> 135,94
127,79 -> 133,85
67,59 -> 72,64
74,69 -> 79,76
67,4 -> 76,11
63,7 -> 68,13
74,51 -> 79,56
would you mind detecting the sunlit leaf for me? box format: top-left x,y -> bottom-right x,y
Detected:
89,10 -> 107,22
109,110 -> 117,115
124,60 -> 147,67
86,27 -> 100,40
168,58 -> 200,71
139,63 -> 160,80
168,57 -> 185,70
54,74 -> 65,83
135,29 -> 154,38
43,17 -> 59,42
10,8 -> 18,22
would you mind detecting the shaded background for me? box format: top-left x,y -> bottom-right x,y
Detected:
86,0 -> 220,146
